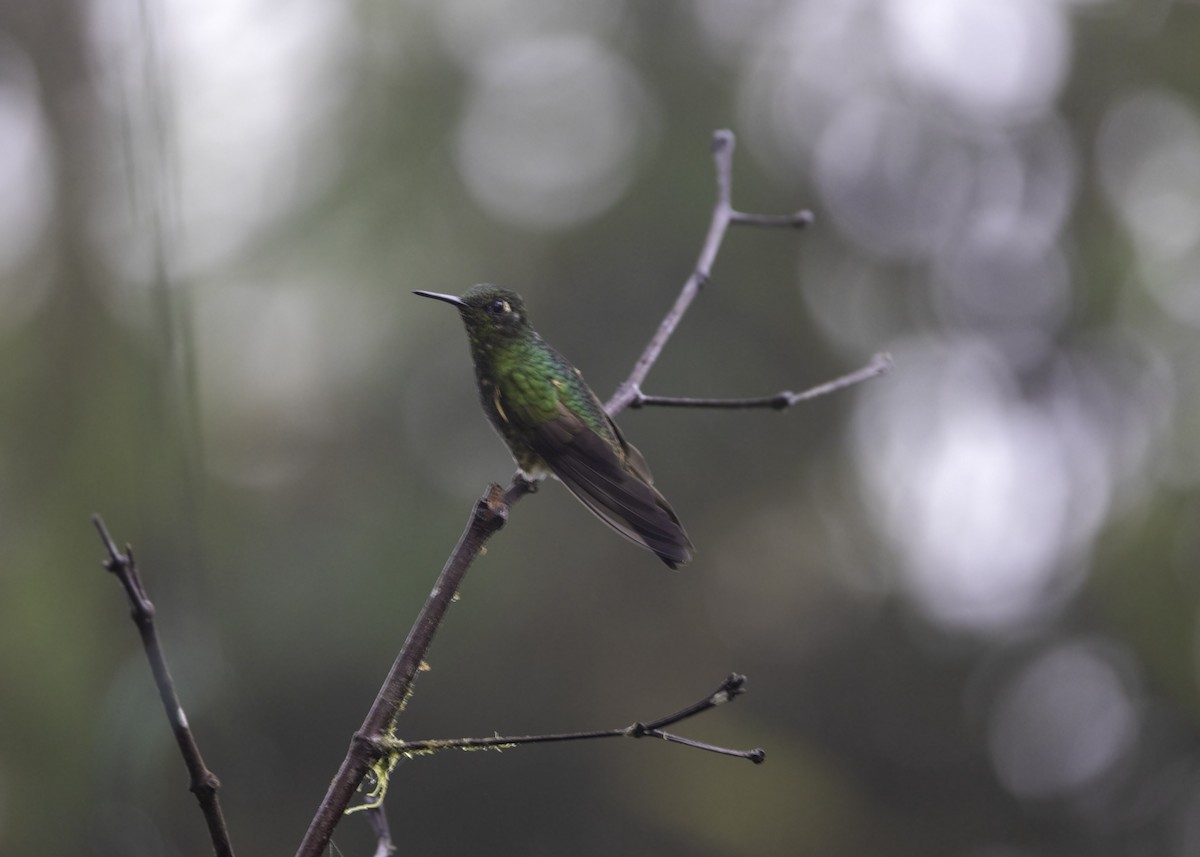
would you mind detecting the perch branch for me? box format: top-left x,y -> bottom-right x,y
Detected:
294,128 -> 876,855
373,673 -> 763,764
295,478 -> 532,857
91,514 -> 236,857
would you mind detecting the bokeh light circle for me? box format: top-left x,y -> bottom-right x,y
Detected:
455,36 -> 655,232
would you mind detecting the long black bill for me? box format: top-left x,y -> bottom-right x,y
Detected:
413,290 -> 467,308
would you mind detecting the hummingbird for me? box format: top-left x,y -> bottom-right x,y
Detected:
414,284 -> 694,568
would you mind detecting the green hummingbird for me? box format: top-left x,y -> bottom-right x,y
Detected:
414,284 -> 694,568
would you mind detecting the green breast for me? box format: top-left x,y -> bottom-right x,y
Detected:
472,337 -> 621,466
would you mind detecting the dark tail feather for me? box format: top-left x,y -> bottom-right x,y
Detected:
532,416 -> 693,568
554,456 -> 693,568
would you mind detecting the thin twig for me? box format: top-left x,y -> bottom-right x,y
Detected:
629,352 -> 893,410
374,674 -> 764,765
91,514 -> 236,857
605,130 -> 812,415
731,209 -> 813,228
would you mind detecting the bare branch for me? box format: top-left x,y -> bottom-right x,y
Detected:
731,209 -> 814,228
629,352 -> 893,411
91,514 -> 236,857
295,478 -> 534,857
605,130 -> 815,415
371,674 -> 764,766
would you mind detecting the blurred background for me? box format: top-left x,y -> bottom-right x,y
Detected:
2,0 -> 1200,854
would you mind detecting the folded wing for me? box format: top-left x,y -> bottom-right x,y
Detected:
530,403 -> 693,568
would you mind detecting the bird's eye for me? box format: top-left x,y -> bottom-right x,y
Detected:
488,299 -> 509,315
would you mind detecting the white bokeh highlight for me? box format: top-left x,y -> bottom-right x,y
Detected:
1096,89 -> 1200,327
884,0 -> 1070,123
853,339 -> 1108,631
988,641 -> 1140,799
432,0 -> 626,68
0,43 -> 54,327
455,36 -> 655,232
87,0 -> 355,282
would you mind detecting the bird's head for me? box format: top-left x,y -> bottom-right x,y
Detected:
414,284 -> 534,348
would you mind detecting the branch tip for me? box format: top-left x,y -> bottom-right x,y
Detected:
718,673 -> 748,702
711,128 -> 735,154
91,513 -> 126,569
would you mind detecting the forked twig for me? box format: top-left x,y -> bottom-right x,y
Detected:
605,130 -> 814,414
